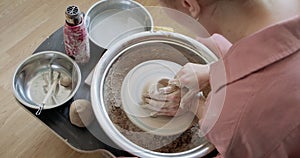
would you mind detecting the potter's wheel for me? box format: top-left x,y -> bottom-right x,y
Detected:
93,31 -> 219,155
121,60 -> 195,136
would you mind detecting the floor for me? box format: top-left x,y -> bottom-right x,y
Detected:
0,0 -> 159,157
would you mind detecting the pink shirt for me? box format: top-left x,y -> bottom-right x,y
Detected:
203,16 -> 300,158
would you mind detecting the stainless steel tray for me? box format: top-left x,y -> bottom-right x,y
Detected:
17,26 -> 218,157
18,27 -> 130,156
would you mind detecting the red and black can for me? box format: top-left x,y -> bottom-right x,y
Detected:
64,5 -> 90,64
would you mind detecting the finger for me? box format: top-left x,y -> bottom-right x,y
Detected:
159,103 -> 180,110
180,90 -> 199,108
145,89 -> 181,104
144,98 -> 169,110
165,90 -> 181,103
153,108 -> 181,117
155,111 -> 177,117
152,90 -> 182,104
150,112 -> 158,118
144,97 -> 181,111
141,103 -> 163,112
147,88 -> 186,106
159,85 -> 177,94
168,79 -> 181,88
155,107 -> 189,117
143,90 -> 167,101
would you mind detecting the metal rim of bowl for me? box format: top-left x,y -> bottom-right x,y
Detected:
84,0 -> 154,49
12,51 -> 81,110
91,31 -> 217,157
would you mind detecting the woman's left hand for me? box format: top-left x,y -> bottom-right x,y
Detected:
142,63 -> 210,117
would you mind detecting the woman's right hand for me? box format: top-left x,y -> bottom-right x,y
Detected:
142,33 -> 232,117
167,63 -> 210,92
143,63 -> 210,117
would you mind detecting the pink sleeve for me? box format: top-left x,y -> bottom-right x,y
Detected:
196,34 -> 232,58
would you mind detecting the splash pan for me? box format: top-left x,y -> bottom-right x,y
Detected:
91,31 -> 217,156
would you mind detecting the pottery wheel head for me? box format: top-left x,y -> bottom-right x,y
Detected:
121,60 -> 182,117
102,38 -> 215,136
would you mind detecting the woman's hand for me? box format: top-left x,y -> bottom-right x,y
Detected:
142,63 -> 210,117
143,86 -> 188,117
141,33 -> 231,117
169,63 -> 210,91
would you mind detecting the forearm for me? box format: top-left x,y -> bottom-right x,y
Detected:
197,64 -> 211,89
190,96 -> 206,119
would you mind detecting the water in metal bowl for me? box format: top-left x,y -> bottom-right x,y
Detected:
13,51 -> 81,110
84,0 -> 153,49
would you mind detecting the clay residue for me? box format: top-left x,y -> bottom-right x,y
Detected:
103,41 -> 209,153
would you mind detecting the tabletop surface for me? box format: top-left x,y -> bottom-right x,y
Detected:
0,0 -> 220,157
0,0 -> 159,158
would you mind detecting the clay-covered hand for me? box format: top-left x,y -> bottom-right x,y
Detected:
143,83 -> 199,117
168,63 -> 210,92
142,64 -> 209,117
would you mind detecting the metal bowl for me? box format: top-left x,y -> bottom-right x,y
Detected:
13,51 -> 81,110
84,0 -> 153,49
91,31 -> 217,157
